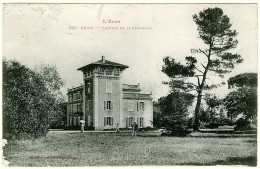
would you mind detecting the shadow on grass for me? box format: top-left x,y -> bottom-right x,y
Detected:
180,156 -> 257,166
245,139 -> 257,144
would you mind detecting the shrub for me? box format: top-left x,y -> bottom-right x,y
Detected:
234,118 -> 252,131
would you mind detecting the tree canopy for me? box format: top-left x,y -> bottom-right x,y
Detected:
224,73 -> 257,124
224,87 -> 257,122
228,73 -> 257,88
157,92 -> 194,136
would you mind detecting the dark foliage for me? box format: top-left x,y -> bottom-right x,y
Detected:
234,118 -> 251,131
224,87 -> 257,123
158,92 -> 194,136
162,56 -> 196,77
228,73 -> 257,88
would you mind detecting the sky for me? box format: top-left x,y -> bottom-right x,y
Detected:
2,3 -> 258,101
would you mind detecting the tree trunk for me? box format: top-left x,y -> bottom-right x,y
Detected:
193,90 -> 203,131
193,42 -> 212,131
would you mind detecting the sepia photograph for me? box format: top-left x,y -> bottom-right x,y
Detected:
2,2 -> 258,167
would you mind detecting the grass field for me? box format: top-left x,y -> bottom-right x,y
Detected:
3,131 -> 257,166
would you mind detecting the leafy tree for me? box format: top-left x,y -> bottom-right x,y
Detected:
205,94 -> 222,123
153,100 -> 164,128
35,63 -> 65,102
2,59 -> 65,139
199,107 -> 211,123
224,86 -> 257,123
159,92 -> 194,136
35,63 -> 66,127
162,7 -> 243,130
224,73 -> 257,127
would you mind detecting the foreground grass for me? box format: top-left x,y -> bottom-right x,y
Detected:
3,132 -> 257,166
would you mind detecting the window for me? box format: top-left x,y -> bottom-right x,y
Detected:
97,67 -> 104,75
140,102 -> 145,111
76,104 -> 82,112
76,92 -> 81,100
106,68 -> 112,75
114,69 -> 120,76
69,95 -> 72,102
73,93 -> 76,101
104,117 -> 113,126
73,117 -> 77,126
87,100 -> 91,110
126,117 -> 133,128
73,104 -> 77,112
87,116 -> 91,127
69,105 -> 72,113
69,117 -> 72,126
86,83 -> 91,93
104,101 -> 113,110
140,117 -> 144,128
128,101 -> 134,111
106,82 -> 112,93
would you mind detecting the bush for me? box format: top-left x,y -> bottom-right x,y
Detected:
234,118 -> 252,131
218,118 -> 234,126
138,126 -> 156,131
207,122 -> 219,129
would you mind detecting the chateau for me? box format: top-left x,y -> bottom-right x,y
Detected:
67,56 -> 153,130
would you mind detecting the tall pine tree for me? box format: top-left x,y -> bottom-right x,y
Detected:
162,7 -> 243,130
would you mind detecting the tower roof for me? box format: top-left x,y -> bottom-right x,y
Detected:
77,56 -> 129,71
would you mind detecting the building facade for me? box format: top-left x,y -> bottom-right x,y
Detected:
67,56 -> 153,130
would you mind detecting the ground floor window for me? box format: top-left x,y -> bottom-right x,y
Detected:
73,117 -> 80,126
104,117 -> 113,126
69,117 -> 72,126
140,117 -> 144,128
126,117 -> 133,128
87,115 -> 91,127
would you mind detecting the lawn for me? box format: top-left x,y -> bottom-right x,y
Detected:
3,131 -> 257,166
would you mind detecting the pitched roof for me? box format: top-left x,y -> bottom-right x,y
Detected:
77,57 -> 129,71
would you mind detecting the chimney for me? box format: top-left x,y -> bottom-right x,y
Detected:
102,56 -> 105,63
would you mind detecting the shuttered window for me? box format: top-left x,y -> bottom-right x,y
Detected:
87,116 -> 91,127
140,102 -> 145,111
104,117 -> 113,126
87,100 -> 91,110
69,117 -> 72,126
106,82 -> 112,93
140,117 -> 144,128
104,101 -> 113,110
73,117 -> 77,126
86,83 -> 91,93
127,117 -> 133,128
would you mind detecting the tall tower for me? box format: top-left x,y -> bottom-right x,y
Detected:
77,56 -> 128,130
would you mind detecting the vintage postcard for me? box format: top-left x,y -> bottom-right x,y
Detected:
1,2 -> 258,167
